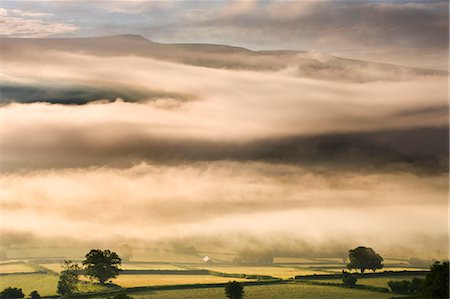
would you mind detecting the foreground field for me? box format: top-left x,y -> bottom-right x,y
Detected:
110,274 -> 251,288
0,273 -> 58,296
0,273 -> 112,296
107,282 -> 398,299
308,275 -> 426,289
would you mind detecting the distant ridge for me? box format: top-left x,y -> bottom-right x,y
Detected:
1,35 -> 446,81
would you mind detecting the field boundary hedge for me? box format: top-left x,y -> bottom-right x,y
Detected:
295,270 -> 429,280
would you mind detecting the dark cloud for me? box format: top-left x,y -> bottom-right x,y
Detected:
0,83 -> 196,105
2,125 -> 447,173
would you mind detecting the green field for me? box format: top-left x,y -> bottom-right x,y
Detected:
39,262 -> 187,273
113,282 -> 398,299
121,263 -> 186,270
0,273 -> 113,296
0,273 -> 59,296
110,274 -> 251,288
307,275 -> 426,289
194,265 -> 328,278
0,262 -> 37,274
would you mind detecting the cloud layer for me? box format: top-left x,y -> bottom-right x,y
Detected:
0,33 -> 447,258
1,162 -> 447,258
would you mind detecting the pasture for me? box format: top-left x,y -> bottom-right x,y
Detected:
0,262 -> 37,274
102,282 -> 399,299
306,275 -> 426,289
109,274 -> 251,288
193,265 -> 329,279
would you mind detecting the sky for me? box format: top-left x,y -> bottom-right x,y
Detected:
0,0 -> 448,69
0,1 -> 448,259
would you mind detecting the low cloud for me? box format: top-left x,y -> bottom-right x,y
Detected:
0,33 -> 447,259
0,162 -> 447,258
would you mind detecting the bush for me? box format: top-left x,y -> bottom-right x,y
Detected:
225,281 -> 244,299
342,272 -> 357,288
388,278 -> 424,294
420,260 -> 449,298
29,290 -> 41,299
0,287 -> 24,299
388,280 -> 411,294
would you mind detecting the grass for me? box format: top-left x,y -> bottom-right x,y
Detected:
307,275 -> 426,289
0,262 -> 37,274
193,266 -> 329,279
109,275 -> 250,288
39,263 -> 64,273
121,263 -> 185,270
0,273 -> 114,296
0,273 -> 59,296
103,282 -> 398,299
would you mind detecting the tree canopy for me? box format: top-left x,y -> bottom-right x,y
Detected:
83,249 -> 122,284
225,281 -> 244,299
420,260 -> 449,298
347,246 -> 383,273
57,260 -> 81,296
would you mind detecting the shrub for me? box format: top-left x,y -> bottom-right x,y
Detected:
225,281 -> 244,299
29,290 -> 41,299
342,272 -> 357,288
0,287 -> 24,299
388,278 -> 423,295
388,280 -> 411,294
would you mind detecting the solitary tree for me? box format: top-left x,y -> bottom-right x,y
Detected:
57,260 -> 81,296
83,249 -> 122,284
225,281 -> 244,299
347,246 -> 383,273
419,260 -> 449,298
0,287 -> 24,299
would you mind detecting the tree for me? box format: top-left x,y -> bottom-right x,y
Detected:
347,246 -> 383,273
225,281 -> 244,299
29,290 -> 41,299
57,260 -> 81,296
0,287 -> 24,299
83,249 -> 122,284
419,260 -> 449,298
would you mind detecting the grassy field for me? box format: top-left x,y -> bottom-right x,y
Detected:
307,275 -> 426,289
194,265 -> 329,278
0,273 -> 113,296
108,282 -> 398,299
39,263 -> 64,273
109,275 -> 251,288
0,262 -> 37,274
0,273 -> 58,296
121,263 -> 186,270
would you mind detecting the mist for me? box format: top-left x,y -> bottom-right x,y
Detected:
0,35 -> 447,260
